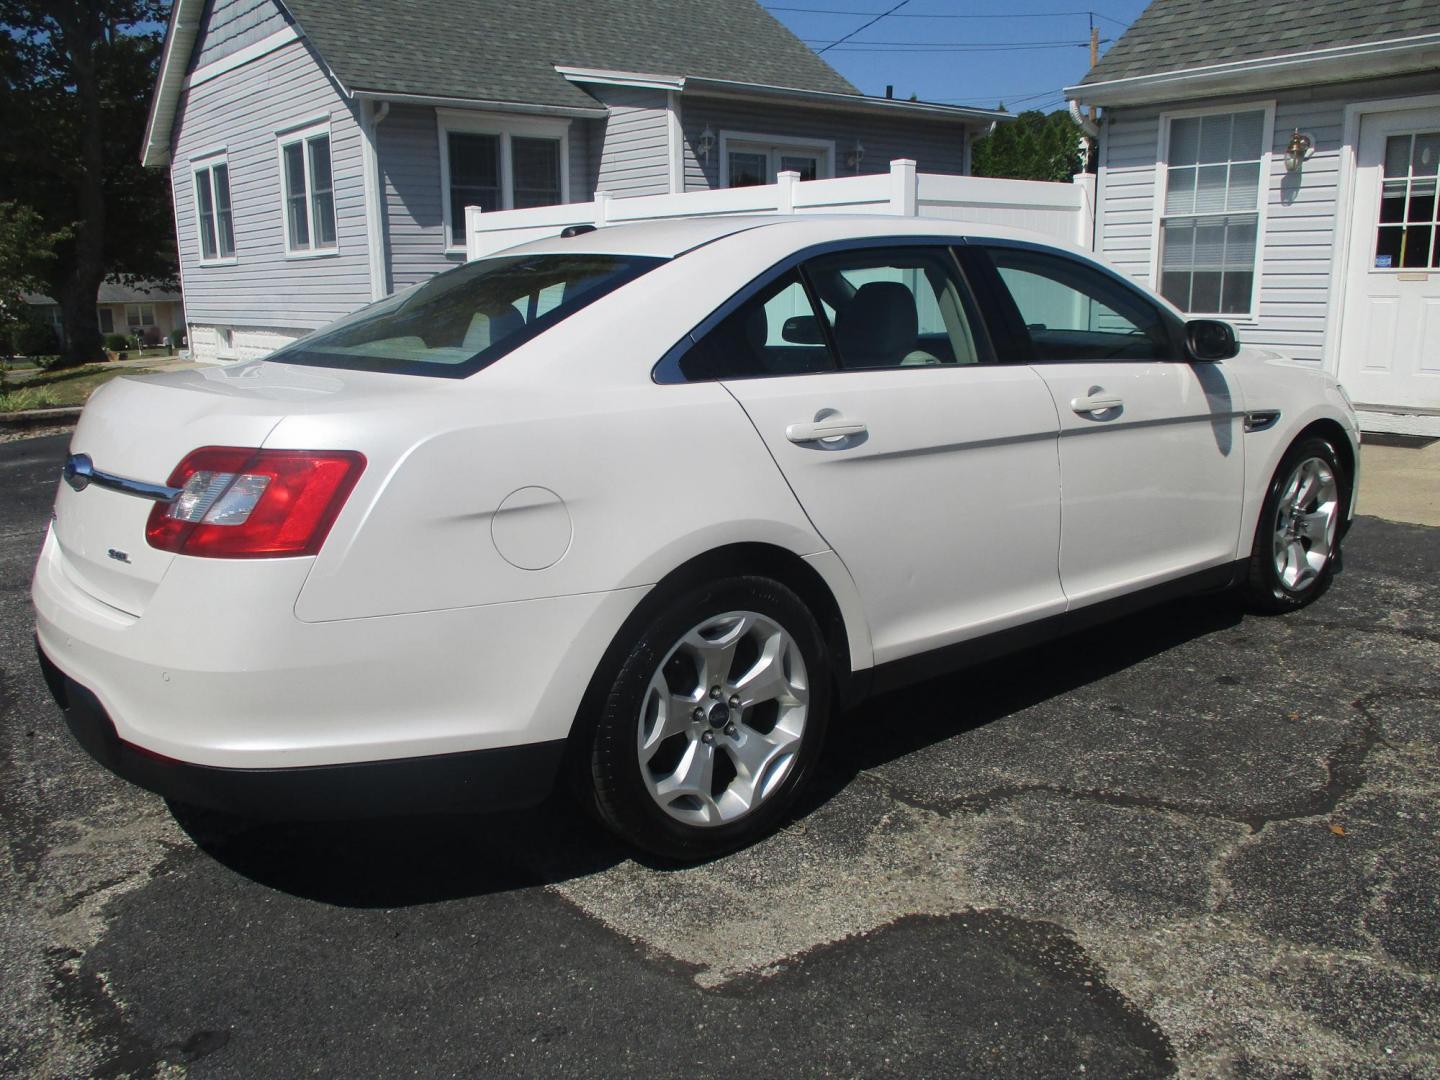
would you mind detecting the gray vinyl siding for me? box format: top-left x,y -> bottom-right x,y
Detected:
591,86 -> 672,197
377,105 -> 461,291
377,106 -> 594,291
680,96 -> 967,191
171,38 -> 371,329
1097,72 -> 1440,364
191,0 -> 291,69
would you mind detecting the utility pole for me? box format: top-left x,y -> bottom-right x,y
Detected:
1088,12 -> 1099,125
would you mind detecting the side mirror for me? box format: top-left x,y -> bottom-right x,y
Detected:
781,315 -> 825,346
1185,319 -> 1239,362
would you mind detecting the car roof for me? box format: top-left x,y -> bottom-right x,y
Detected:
492,214 -> 1088,262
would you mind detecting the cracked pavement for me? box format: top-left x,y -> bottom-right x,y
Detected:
2,432 -> 1437,1078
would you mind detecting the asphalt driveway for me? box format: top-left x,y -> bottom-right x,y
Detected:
2,433 -> 1437,1079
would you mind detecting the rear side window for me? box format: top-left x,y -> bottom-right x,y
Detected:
803,247 -> 987,369
674,270 -> 836,382
268,253 -> 663,378
982,247 -> 1174,362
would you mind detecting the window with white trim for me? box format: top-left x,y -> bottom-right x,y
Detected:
1158,109 -> 1266,317
439,112 -> 569,249
125,303 -> 156,330
721,135 -> 832,188
192,155 -> 235,261
278,123 -> 337,255
97,308 -> 114,335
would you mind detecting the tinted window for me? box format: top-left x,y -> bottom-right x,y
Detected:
804,248 -> 986,369
677,270 -> 836,381
268,253 -> 663,378
986,247 -> 1174,362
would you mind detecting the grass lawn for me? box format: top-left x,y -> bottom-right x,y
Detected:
0,364 -> 156,413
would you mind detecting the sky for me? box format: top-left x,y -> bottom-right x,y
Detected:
758,0 -> 1152,114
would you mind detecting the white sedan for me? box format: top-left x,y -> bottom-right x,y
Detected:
33,216 -> 1359,859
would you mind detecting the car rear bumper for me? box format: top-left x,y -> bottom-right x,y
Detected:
32,524 -> 649,772
36,639 -> 567,819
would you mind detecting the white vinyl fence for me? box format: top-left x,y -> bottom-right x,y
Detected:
465,159 -> 1096,261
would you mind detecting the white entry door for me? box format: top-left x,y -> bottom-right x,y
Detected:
1338,108 -> 1440,409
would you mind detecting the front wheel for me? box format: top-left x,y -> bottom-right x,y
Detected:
1241,436 -> 1347,612
584,575 -> 831,861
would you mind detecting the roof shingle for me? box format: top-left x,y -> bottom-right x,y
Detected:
279,0 -> 859,109
1082,0 -> 1440,84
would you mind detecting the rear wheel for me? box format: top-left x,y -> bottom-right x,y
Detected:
1241,436 -> 1346,612
585,575 -> 830,860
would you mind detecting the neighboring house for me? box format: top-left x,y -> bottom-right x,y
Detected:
23,281 -> 186,348
1067,0 -> 1440,411
143,0 -> 1007,363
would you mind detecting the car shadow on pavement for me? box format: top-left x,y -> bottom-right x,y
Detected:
799,591 -> 1246,814
173,591 -> 1244,907
168,794 -> 632,908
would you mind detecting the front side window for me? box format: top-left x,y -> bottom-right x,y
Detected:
267,253 -> 661,378
279,126 -> 337,254
442,117 -> 567,248
1159,109 -> 1266,316
984,246 -> 1173,362
126,303 -> 156,330
192,157 -> 235,261
97,308 -> 114,335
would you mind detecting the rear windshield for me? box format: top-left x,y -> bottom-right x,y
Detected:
267,253 -> 664,377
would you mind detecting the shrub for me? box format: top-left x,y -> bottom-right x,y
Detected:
168,327 -> 186,349
12,317 -> 59,358
104,332 -> 130,352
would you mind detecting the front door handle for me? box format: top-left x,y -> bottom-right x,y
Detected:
785,417 -> 868,444
1071,391 -> 1124,416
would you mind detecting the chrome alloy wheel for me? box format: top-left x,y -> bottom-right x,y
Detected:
637,610 -> 809,827
1272,455 -> 1340,592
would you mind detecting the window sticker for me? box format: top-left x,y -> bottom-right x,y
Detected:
1375,254 -> 1394,268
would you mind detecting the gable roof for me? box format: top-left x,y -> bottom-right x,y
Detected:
279,0 -> 858,111
24,280 -> 183,306
1081,0 -> 1440,85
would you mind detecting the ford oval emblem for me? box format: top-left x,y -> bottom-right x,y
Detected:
63,453 -> 94,493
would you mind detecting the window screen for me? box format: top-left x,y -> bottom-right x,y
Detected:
1159,110 -> 1265,315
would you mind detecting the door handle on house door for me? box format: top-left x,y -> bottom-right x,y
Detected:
785,416 -> 868,444
1071,389 -> 1124,416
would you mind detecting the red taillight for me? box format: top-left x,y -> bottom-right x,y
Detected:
146,447 -> 366,558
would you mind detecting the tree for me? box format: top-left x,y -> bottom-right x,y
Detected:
0,199 -> 63,349
0,1 -> 175,367
971,108 -> 1085,184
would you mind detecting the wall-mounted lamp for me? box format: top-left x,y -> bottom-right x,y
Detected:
847,139 -> 865,173
1284,128 -> 1315,172
697,125 -> 715,165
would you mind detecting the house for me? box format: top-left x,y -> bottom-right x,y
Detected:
143,0 -> 1007,364
22,280 -> 186,348
1066,0 -> 1440,412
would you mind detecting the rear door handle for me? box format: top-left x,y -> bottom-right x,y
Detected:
785,417 -> 868,444
1071,392 -> 1124,416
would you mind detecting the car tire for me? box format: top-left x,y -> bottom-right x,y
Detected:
1241,436 -> 1348,613
584,575 -> 831,861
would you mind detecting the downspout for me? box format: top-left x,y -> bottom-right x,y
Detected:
360,100 -> 391,300
1069,98 -> 1099,142
1069,100 -> 1102,252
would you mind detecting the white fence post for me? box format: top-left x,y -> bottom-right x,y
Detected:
465,205 -> 480,262
1071,172 -> 1097,251
889,159 -> 918,216
776,170 -> 799,214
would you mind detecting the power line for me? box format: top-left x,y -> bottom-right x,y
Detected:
815,0 -> 912,55
822,41 -> 1102,52
773,5 -> 1127,23
804,36 -> 1096,45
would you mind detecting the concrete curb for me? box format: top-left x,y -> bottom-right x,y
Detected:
0,407 -> 82,429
